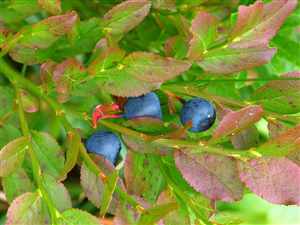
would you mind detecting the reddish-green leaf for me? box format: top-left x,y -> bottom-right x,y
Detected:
122,135 -> 170,155
198,47 -> 276,74
38,0 -> 62,15
80,156 -> 118,213
80,162 -> 104,207
6,192 -> 48,225
174,151 -> 244,202
0,137 -> 27,177
156,190 -> 190,225
231,126 -> 260,150
230,0 -> 298,48
123,52 -> 191,83
212,105 -> 264,141
152,0 -> 176,12
238,157 -> 300,205
20,89 -> 39,113
255,124 -> 300,157
187,12 -> 218,60
99,52 -> 191,97
2,168 -> 35,203
103,0 -> 151,37
124,151 -> 165,203
6,11 -> 78,64
252,72 -> 300,114
58,208 -> 100,225
101,68 -> 161,97
41,58 -> 86,103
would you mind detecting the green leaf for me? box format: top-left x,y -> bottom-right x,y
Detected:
270,35 -> 300,73
123,117 -> 174,134
58,209 -> 101,225
38,0 -> 62,15
198,46 -> 276,74
88,41 -> 126,75
6,192 -> 49,225
0,0 -> 39,24
0,85 -> 15,118
212,105 -> 264,141
2,168 -> 35,203
59,131 -> 81,181
0,136 -> 27,177
137,202 -> 178,225
5,11 -> 78,64
39,17 -> 104,62
103,0 -> 151,37
0,124 -> 21,149
43,174 -> 72,212
187,11 -> 218,60
100,169 -> 119,217
252,72 -> 300,114
31,131 -> 64,179
124,152 -> 165,203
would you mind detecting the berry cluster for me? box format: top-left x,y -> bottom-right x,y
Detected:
85,92 -> 216,164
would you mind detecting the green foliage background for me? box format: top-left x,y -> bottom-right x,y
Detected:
0,0 -> 300,224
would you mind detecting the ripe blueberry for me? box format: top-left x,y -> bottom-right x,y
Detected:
85,131 -> 121,165
123,92 -> 162,119
180,98 -> 216,132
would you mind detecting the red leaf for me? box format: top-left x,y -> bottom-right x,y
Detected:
175,151 -> 244,202
212,105 -> 264,140
238,157 -> 300,205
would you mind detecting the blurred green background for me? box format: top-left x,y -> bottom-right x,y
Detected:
216,194 -> 300,225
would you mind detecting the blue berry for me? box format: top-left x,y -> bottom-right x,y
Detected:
123,92 -> 162,120
180,98 -> 216,132
85,131 -> 121,164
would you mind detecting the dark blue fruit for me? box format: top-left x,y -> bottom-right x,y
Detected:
85,131 -> 121,164
180,98 -> 216,132
123,92 -> 162,119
